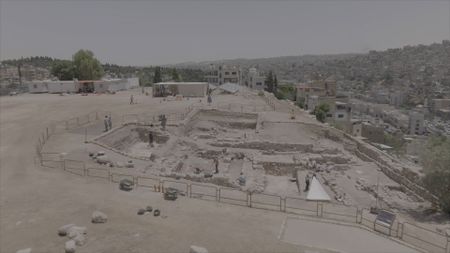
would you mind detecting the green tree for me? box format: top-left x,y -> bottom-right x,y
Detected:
273,74 -> 278,93
72,50 -> 103,80
171,68 -> 181,81
420,136 -> 450,213
314,103 -> 330,123
51,61 -> 74,80
153,66 -> 162,83
265,71 -> 274,93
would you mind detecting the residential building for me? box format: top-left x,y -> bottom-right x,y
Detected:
389,91 -> 405,107
205,65 -> 241,85
409,111 -> 425,135
242,67 -> 265,90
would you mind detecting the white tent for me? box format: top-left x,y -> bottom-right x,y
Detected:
306,177 -> 331,201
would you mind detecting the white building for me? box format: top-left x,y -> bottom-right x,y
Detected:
205,65 -> 241,85
28,80 -> 78,93
242,68 -> 265,90
27,78 -> 139,94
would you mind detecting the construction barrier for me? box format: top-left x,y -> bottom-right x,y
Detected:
137,176 -> 161,191
190,183 -> 218,201
322,203 -> 359,223
40,152 -> 63,169
401,222 -> 448,253
162,180 -> 189,196
110,173 -> 135,184
86,167 -> 110,179
64,159 -> 85,176
249,193 -> 283,211
285,197 -> 318,216
218,187 -> 248,207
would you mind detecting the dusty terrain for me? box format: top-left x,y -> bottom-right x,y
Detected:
0,88 -> 431,253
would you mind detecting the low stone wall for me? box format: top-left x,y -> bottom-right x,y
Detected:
352,135 -> 438,204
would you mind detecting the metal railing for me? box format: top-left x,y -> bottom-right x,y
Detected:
34,110 -> 450,253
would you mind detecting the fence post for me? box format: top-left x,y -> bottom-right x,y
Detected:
218,188 -> 221,202
445,229 -> 450,253
84,128 -> 88,143
46,127 -> 49,140
248,193 -> 252,207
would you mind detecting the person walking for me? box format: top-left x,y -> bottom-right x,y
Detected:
130,94 -> 134,104
104,115 -> 109,132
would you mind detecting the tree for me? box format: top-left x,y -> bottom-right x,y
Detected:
265,71 -> 274,92
153,66 -> 162,83
51,61 -> 74,80
273,74 -> 278,93
314,103 -> 330,123
420,136 -> 450,213
171,68 -> 181,81
72,50 -> 103,80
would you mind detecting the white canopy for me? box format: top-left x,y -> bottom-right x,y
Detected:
306,177 -> 331,201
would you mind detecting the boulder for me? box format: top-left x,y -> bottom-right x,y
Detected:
137,209 -> 146,215
67,226 -> 87,239
65,240 -> 76,253
189,245 -> 208,253
96,155 -> 110,165
73,234 -> 86,246
16,248 -> 32,253
91,211 -> 108,224
58,224 -> 75,236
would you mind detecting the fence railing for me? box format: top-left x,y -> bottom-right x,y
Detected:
34,110 -> 450,253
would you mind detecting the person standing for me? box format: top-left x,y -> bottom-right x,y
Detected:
130,94 -> 134,104
161,114 -> 167,131
104,115 -> 109,132
304,174 -> 311,192
149,131 -> 154,147
107,115 -> 112,130
213,157 -> 219,174
207,94 -> 212,105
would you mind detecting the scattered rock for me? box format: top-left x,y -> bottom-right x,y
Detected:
137,209 -> 146,215
189,245 -> 208,253
145,206 -> 153,212
58,224 -> 75,236
73,234 -> 86,246
96,155 -> 110,165
16,248 -> 32,253
154,209 -> 160,216
91,211 -> 108,224
65,240 -> 76,253
67,226 -> 87,240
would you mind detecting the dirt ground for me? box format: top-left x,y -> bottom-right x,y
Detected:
0,89 -> 432,253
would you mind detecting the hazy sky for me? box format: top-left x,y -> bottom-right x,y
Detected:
1,0 -> 449,66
